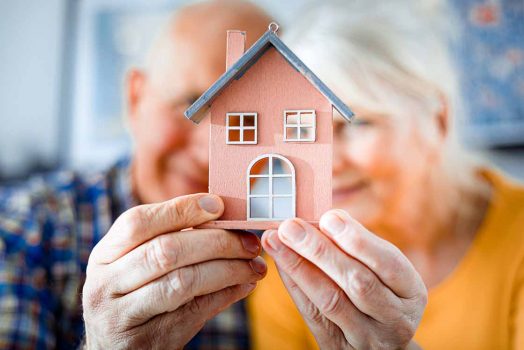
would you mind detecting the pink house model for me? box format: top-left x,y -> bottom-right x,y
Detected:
185,23 -> 353,230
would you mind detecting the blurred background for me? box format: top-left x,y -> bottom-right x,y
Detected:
0,0 -> 523,182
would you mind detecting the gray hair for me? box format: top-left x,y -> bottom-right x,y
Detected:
284,0 -> 488,195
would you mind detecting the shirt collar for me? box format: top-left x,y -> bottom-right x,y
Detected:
109,157 -> 139,219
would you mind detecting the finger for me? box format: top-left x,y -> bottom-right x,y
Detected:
110,229 -> 261,294
319,209 -> 425,299
276,266 -> 353,350
141,283 -> 257,348
262,230 -> 370,348
91,193 -> 224,264
120,257 -> 267,324
277,219 -> 402,322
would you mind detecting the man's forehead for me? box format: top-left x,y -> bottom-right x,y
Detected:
146,0 -> 272,98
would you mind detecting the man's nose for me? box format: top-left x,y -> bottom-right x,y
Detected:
171,120 -> 192,148
185,119 -> 209,147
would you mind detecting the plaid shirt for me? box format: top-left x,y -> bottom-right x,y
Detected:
0,159 -> 249,350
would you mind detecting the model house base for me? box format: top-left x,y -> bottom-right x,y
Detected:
197,220 -> 320,230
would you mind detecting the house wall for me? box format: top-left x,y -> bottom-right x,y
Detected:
209,47 -> 333,221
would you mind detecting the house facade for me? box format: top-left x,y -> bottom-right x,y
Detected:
185,24 -> 353,228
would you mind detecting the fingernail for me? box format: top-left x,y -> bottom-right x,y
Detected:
249,256 -> 267,275
240,234 -> 261,255
244,282 -> 257,293
264,230 -> 283,252
280,220 -> 306,243
198,195 -> 221,214
322,212 -> 346,235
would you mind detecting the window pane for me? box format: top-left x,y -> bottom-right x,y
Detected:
273,157 -> 292,175
273,177 -> 292,194
286,127 -> 298,140
228,129 -> 240,142
244,114 -> 256,127
301,111 -> 315,125
228,114 -> 241,127
251,157 -> 269,175
300,127 -> 315,140
250,177 -> 269,195
244,129 -> 256,142
273,197 -> 293,219
286,112 -> 298,125
250,197 -> 269,219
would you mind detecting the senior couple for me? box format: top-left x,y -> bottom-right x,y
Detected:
1,0 -> 523,349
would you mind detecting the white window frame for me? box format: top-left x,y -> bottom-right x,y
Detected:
246,154 -> 296,221
283,109 -> 316,142
226,112 -> 257,144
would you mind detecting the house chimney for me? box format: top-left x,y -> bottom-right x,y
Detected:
226,30 -> 246,70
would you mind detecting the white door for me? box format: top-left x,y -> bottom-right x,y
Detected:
247,154 -> 295,220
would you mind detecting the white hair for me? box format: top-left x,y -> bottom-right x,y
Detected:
284,0 -> 488,195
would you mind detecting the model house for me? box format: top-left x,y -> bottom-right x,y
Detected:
185,23 -> 353,229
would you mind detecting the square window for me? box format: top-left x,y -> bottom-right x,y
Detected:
301,112 -> 315,125
250,197 -> 269,218
286,127 -> 298,140
286,112 -> 299,125
244,115 -> 256,127
300,127 -> 315,141
228,129 -> 240,142
244,129 -> 256,142
250,177 -> 269,195
228,114 -> 241,127
273,177 -> 292,195
226,113 -> 257,144
284,110 -> 316,142
273,197 -> 294,219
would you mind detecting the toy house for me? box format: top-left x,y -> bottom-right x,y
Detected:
185,23 -> 353,229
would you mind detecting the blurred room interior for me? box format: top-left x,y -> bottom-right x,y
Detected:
0,0 -> 523,183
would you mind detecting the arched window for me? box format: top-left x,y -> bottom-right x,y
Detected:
247,154 -> 295,220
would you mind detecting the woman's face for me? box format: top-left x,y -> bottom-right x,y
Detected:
332,108 -> 441,229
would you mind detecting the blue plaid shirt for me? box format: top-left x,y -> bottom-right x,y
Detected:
0,159 -> 249,349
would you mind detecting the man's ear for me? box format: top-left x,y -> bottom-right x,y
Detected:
126,68 -> 146,122
436,95 -> 449,140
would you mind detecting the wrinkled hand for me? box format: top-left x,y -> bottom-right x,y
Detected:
262,209 -> 427,350
82,194 -> 266,349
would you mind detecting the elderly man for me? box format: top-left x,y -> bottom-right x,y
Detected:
0,1 -> 271,348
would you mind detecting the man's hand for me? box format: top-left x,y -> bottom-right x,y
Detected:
82,193 -> 266,349
262,209 -> 427,350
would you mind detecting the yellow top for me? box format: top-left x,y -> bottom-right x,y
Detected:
247,171 -> 524,350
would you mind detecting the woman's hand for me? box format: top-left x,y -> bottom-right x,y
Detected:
262,209 -> 427,349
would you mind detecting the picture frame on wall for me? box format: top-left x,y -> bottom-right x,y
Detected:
455,0 -> 524,147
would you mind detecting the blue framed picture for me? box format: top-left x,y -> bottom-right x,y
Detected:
455,0 -> 524,147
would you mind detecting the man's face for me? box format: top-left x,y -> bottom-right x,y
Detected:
128,27 -> 226,203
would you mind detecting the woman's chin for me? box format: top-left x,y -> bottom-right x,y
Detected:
333,196 -> 380,227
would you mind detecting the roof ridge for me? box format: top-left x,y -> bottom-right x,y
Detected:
185,28 -> 354,124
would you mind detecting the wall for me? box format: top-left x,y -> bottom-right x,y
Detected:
0,0 -> 69,178
487,149 -> 524,182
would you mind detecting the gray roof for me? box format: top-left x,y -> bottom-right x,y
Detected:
184,29 -> 354,124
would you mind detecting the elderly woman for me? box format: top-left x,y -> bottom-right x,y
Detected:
248,0 -> 524,349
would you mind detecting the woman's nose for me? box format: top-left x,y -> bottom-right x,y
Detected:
333,139 -> 351,174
